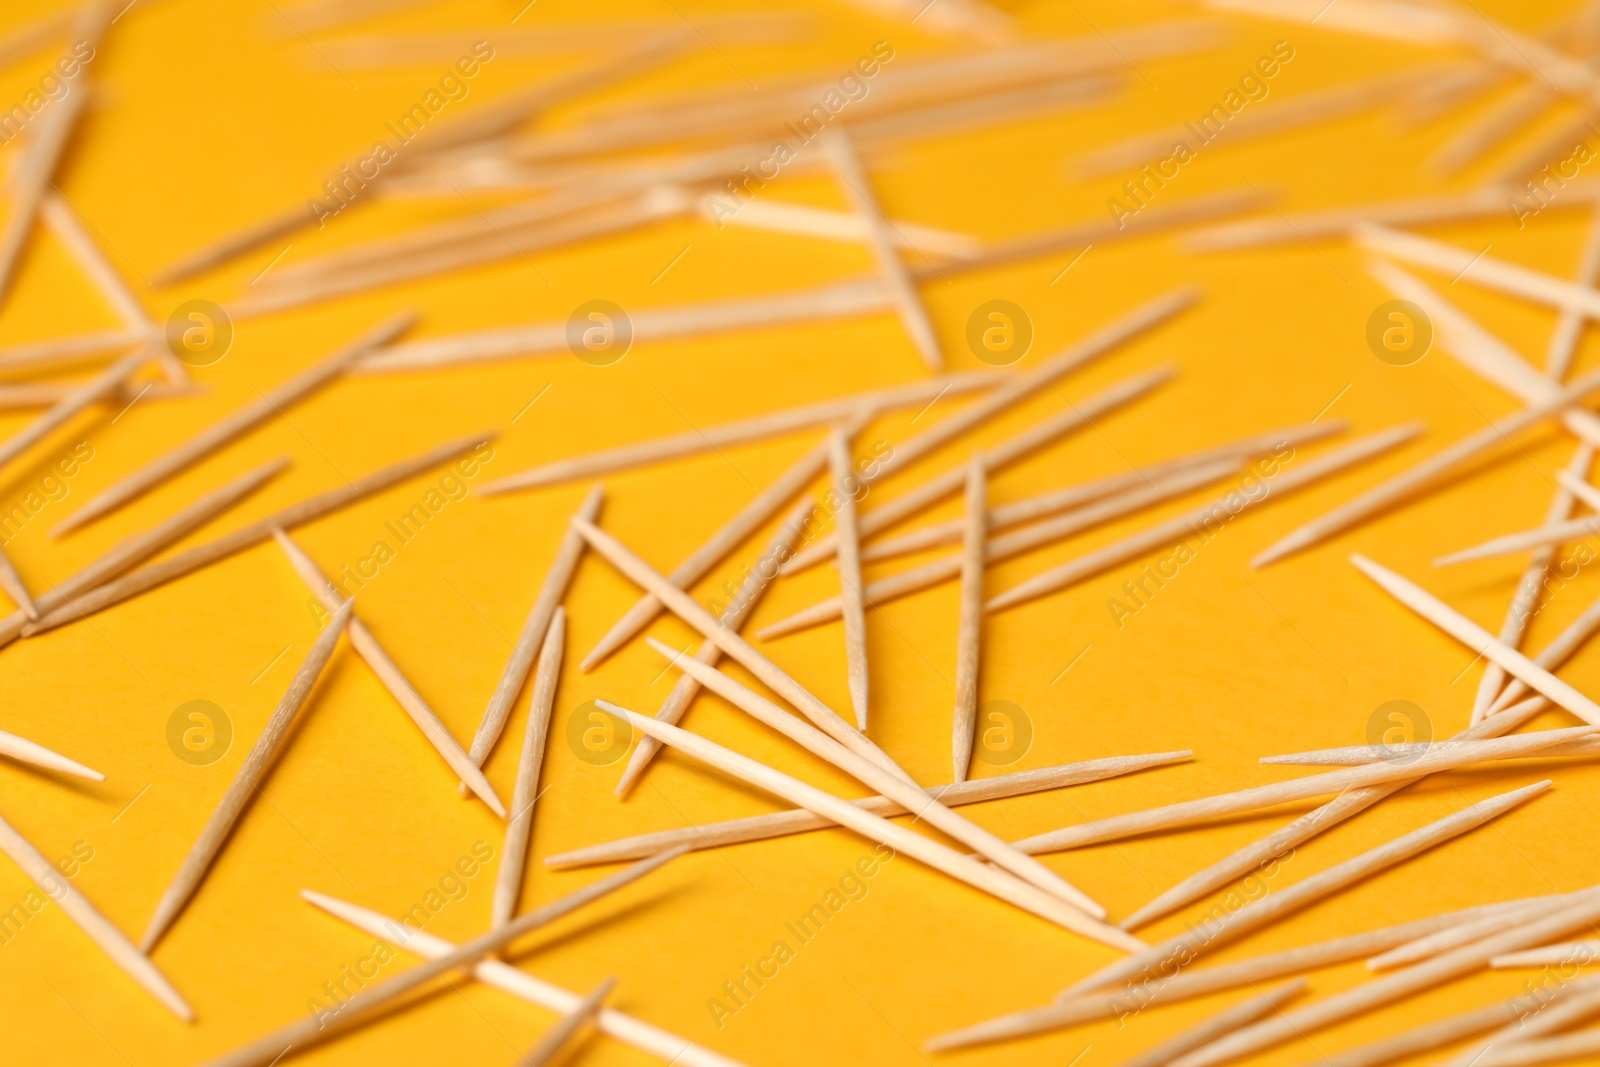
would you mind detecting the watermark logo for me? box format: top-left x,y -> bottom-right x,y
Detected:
973,700 -> 1032,766
965,300 -> 1033,366
166,700 -> 233,765
567,300 -> 633,366
1366,300 -> 1432,366
566,701 -> 632,765
1366,699 -> 1432,764
165,300 -> 233,367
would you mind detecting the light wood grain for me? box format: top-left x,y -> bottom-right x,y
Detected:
492,608 -> 565,929
1366,261 -> 1600,446
474,371 -> 1002,494
518,975 -> 614,1067
1169,889 -> 1600,1067
459,485 -> 600,795
1353,553 -> 1600,725
1117,981 -> 1307,1067
0,728 -> 102,780
783,360 -> 1178,575
571,516 -> 912,783
861,421 -> 1342,564
928,894 -> 1567,1051
823,128 -> 943,370
0,348 -> 153,476
614,496 -> 815,797
0,542 -> 34,619
0,456 -> 288,649
201,848 -> 688,1067
54,312 -> 417,535
760,455 -> 1245,637
1257,366 -> 1600,566
1359,224 -> 1600,319
987,423 -> 1423,612
141,602 -> 354,951
0,2 -> 107,305
647,638 -> 1114,924
0,807 -> 191,1019
0,329 -> 153,376
556,751 -> 1193,867
1064,782 -> 1549,998
302,889 -> 750,1067
829,427 -> 872,729
953,458 -> 985,783
603,702 -> 1139,950
1011,727 -> 1591,855
1186,185 -> 1571,252
153,39 -> 689,286
1293,974 -> 1600,1067
1122,694 -> 1553,930
580,433 -> 836,672
271,529 -> 504,814
21,433 -> 490,635
1471,444 -> 1591,724
1367,892 -> 1580,970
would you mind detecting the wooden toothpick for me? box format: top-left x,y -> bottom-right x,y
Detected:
862,421 -> 1344,564
460,485 -> 600,795
1116,980 -> 1307,1067
1256,369 -> 1600,567
783,363 -> 1176,575
0,348 -> 153,476
1357,224 -> 1600,319
646,638 -> 1114,924
517,975 -> 615,1067
829,427 -> 872,730
1435,514 -> 1600,565
953,457 -> 985,783
601,701 -> 1139,951
0,542 -> 35,619
201,847 -> 689,1067
0,2 -> 108,306
581,433 -> 837,672
557,751 -> 1193,867
927,894 -> 1579,1051
570,516 -> 910,783
492,607 -> 565,929
21,433 -> 490,635
1280,974 -> 1600,1067
1167,889 -> 1600,1067
0,329 -> 153,375
0,728 -> 103,780
1366,260 -> 1600,445
1366,892 -> 1577,970
270,529 -> 504,815
0,457 -> 289,650
1121,694 -> 1553,931
822,128 -> 943,371
1471,444 -> 1591,724
985,424 -> 1423,613
473,372 -> 1002,494
0,807 -> 191,1019
1010,727 -> 1591,856
302,889 -> 749,1067
1491,940 -> 1600,968
761,456 -> 1247,638
142,602 -> 354,951
614,496 -> 814,797
54,312 -> 417,535
1352,554 -> 1600,725
1063,782 -> 1550,999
